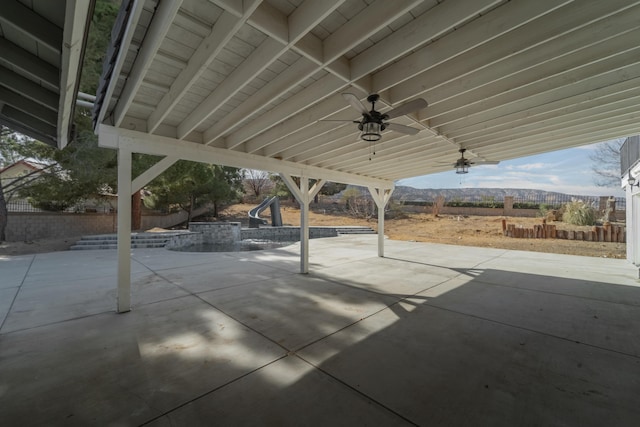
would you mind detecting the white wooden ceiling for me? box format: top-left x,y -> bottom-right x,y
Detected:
94,0 -> 640,185
0,0 -> 93,148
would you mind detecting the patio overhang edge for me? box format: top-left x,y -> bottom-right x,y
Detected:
98,124 -> 394,189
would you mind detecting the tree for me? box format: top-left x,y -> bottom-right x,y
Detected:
590,139 -> 624,187
144,161 -> 243,224
0,128 -> 58,240
268,175 -> 347,203
243,169 -> 272,199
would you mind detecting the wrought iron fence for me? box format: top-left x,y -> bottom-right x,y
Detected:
6,199 -> 113,213
398,192 -> 625,211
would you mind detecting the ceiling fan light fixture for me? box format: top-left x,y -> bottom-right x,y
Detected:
456,164 -> 469,174
361,121 -> 381,142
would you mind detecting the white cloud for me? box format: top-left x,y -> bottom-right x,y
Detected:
513,162 -> 549,170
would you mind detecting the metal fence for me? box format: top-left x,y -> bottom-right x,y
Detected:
511,194 -> 625,211
6,199 -> 113,213
399,192 -> 626,211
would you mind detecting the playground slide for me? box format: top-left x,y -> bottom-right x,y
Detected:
248,196 -> 283,227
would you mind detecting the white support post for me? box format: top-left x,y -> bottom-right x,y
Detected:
300,177 -> 310,274
116,147 -> 132,313
368,186 -> 394,258
280,174 -> 326,273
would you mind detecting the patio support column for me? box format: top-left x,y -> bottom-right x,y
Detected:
300,177 -> 310,273
280,174 -> 325,273
368,186 -> 394,257
116,146 -> 132,313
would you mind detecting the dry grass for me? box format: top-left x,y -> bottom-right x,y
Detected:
1,203 -> 625,258
220,203 -> 626,259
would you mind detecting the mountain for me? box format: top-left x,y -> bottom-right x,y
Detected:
390,186 -> 623,205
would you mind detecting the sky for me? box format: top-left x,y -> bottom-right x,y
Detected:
397,140 -> 625,197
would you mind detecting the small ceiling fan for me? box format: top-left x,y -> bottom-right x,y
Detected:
332,93 -> 428,142
448,148 -> 499,174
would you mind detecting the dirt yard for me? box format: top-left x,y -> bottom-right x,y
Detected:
0,203 -> 626,259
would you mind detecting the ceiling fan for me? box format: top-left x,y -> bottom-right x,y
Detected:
448,148 -> 499,174
333,93 -> 428,142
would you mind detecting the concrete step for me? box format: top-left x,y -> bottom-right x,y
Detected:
71,232 -> 189,250
334,226 -> 376,234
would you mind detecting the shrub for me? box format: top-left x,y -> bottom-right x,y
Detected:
562,200 -> 596,225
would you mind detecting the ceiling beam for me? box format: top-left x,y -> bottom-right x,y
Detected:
147,2 -> 262,133
113,0 -> 183,127
98,125 -> 392,187
0,0 -> 63,53
1,105 -> 56,139
0,86 -> 57,125
201,57 -> 320,145
0,38 -> 59,88
93,0 -> 147,130
350,0 -> 502,83
222,74 -> 347,150
463,102 -> 640,148
212,1 -> 429,150
455,91 -> 640,146
471,125 -> 640,160
442,74 -> 640,140
0,65 -> 58,110
374,0 -> 572,95
246,92 -> 359,155
465,112 -> 640,152
390,0 -> 640,105
58,0 -> 94,149
430,52 -> 640,129
179,0 -> 345,141
322,0 -> 421,65
0,116 -> 55,147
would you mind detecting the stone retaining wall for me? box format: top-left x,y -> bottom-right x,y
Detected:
189,222 -> 241,243
166,224 -> 339,250
6,213 -> 117,241
241,226 -> 337,240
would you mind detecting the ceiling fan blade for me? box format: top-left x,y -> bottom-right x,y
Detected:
385,122 -> 420,135
470,160 -> 500,165
319,119 -> 360,122
342,93 -> 368,115
385,98 -> 428,119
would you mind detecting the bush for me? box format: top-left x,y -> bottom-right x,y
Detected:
562,200 -> 596,225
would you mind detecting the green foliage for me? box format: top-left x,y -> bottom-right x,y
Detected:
144,161 -> 243,218
562,200 -> 596,226
268,176 -> 346,201
320,181 -> 347,196
80,0 -> 120,95
269,175 -> 294,199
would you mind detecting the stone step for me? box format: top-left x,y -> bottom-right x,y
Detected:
334,227 -> 376,234
71,232 -> 189,250
70,242 -> 169,250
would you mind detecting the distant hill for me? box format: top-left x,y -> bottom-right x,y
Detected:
390,186 -> 623,206
331,185 -> 623,207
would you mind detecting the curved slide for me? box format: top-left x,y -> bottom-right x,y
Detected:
248,196 -> 283,227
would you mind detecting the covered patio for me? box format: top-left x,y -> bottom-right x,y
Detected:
3,1 -> 640,424
1,236 -> 639,425
88,0 -> 640,312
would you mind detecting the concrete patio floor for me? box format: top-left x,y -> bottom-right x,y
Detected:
1,235 -> 639,426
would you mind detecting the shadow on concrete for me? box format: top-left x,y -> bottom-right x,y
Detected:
1,251 -> 640,426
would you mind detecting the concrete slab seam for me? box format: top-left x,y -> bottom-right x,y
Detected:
0,254 -> 35,332
470,278 -> 640,309
423,302 -> 640,360
137,355 -> 289,426
293,353 -> 420,427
